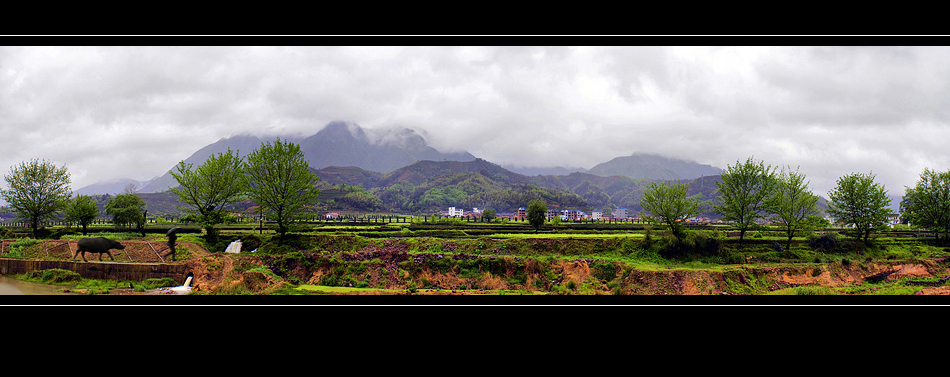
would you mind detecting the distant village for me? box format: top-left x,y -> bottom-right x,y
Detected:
433,206 -> 701,224
359,205 -> 907,228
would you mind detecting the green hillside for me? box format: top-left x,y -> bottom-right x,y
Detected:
25,159 -> 827,221
587,152 -> 722,180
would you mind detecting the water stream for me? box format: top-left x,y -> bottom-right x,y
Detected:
0,275 -> 72,295
1,273 -> 194,295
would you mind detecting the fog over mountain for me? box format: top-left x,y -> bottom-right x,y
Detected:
587,152 -> 723,180
134,121 -> 476,194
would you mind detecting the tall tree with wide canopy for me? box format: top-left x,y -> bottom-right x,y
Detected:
65,194 -> 100,235
639,181 -> 700,240
901,168 -> 950,243
828,172 -> 893,243
713,157 -> 776,243
527,199 -> 547,232
0,159 -> 72,237
764,166 -> 822,251
170,148 -> 248,243
105,193 -> 147,230
244,138 -> 320,245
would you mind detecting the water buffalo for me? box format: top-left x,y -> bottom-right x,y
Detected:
74,237 -> 125,262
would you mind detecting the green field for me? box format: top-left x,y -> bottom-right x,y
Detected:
3,217 -> 949,296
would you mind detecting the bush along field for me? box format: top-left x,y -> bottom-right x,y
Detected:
3,220 -> 950,296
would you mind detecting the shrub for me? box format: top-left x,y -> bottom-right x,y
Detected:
657,231 -> 722,258
6,237 -> 41,257
808,232 -> 841,252
240,233 -> 264,251
51,227 -> 78,239
141,277 -> 177,289
26,268 -> 81,283
592,262 -> 618,281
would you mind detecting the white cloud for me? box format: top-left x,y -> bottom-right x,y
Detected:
1,44 -> 949,203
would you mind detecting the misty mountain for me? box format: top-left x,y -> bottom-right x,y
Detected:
123,121 -> 476,194
87,158 -> 835,219
587,152 -> 723,180
300,122 -> 476,174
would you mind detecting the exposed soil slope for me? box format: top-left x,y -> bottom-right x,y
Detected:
7,237 -> 950,295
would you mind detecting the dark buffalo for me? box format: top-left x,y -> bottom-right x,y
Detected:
74,237 -> 125,262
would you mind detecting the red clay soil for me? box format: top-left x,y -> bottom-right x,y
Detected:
6,238 -> 950,295
1,239 -> 250,294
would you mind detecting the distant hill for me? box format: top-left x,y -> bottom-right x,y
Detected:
502,164 -> 588,177
312,166 -> 384,189
587,152 -> 723,180
377,158 -> 531,187
114,121 -> 477,194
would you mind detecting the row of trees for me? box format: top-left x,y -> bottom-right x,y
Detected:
169,138 -> 319,245
463,156 -> 927,250
0,159 -> 149,237
635,156 -> 950,249
1,138 -> 319,245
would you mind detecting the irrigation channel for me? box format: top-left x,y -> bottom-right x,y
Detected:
0,275 -> 70,295
0,273 -> 194,295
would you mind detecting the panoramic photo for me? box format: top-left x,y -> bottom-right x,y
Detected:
2,43 -> 949,301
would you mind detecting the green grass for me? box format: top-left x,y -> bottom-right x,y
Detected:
294,284 -> 403,294
57,232 -> 148,241
490,233 -> 646,239
15,269 -> 178,294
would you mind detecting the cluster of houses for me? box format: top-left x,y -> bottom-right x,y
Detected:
437,206 -> 726,223
328,205 -> 907,228
440,206 -> 647,222
438,206 -> 906,227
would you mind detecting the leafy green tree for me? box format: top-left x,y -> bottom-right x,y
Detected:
0,159 -> 72,237
105,193 -> 146,230
245,138 -> 320,245
901,168 -> 950,243
65,194 -> 100,235
639,181 -> 700,240
170,148 -> 247,243
763,166 -> 822,251
527,199 -> 547,232
713,157 -> 776,243
481,208 -> 496,222
828,172 -> 893,243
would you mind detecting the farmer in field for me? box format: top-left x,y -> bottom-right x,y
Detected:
164,226 -> 182,261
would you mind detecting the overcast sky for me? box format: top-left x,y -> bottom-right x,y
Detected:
2,43 -> 949,203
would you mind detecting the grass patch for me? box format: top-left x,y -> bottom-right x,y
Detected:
294,284 -> 404,294
491,233 -> 646,239
16,269 -> 178,294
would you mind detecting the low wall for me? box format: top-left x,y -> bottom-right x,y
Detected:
0,258 -> 190,282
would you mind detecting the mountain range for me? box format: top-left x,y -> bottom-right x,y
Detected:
62,120 -> 736,216
587,152 -> 722,180
126,121 -> 476,194
79,121 -> 720,196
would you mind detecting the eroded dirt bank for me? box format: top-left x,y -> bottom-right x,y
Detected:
185,239 -> 950,295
